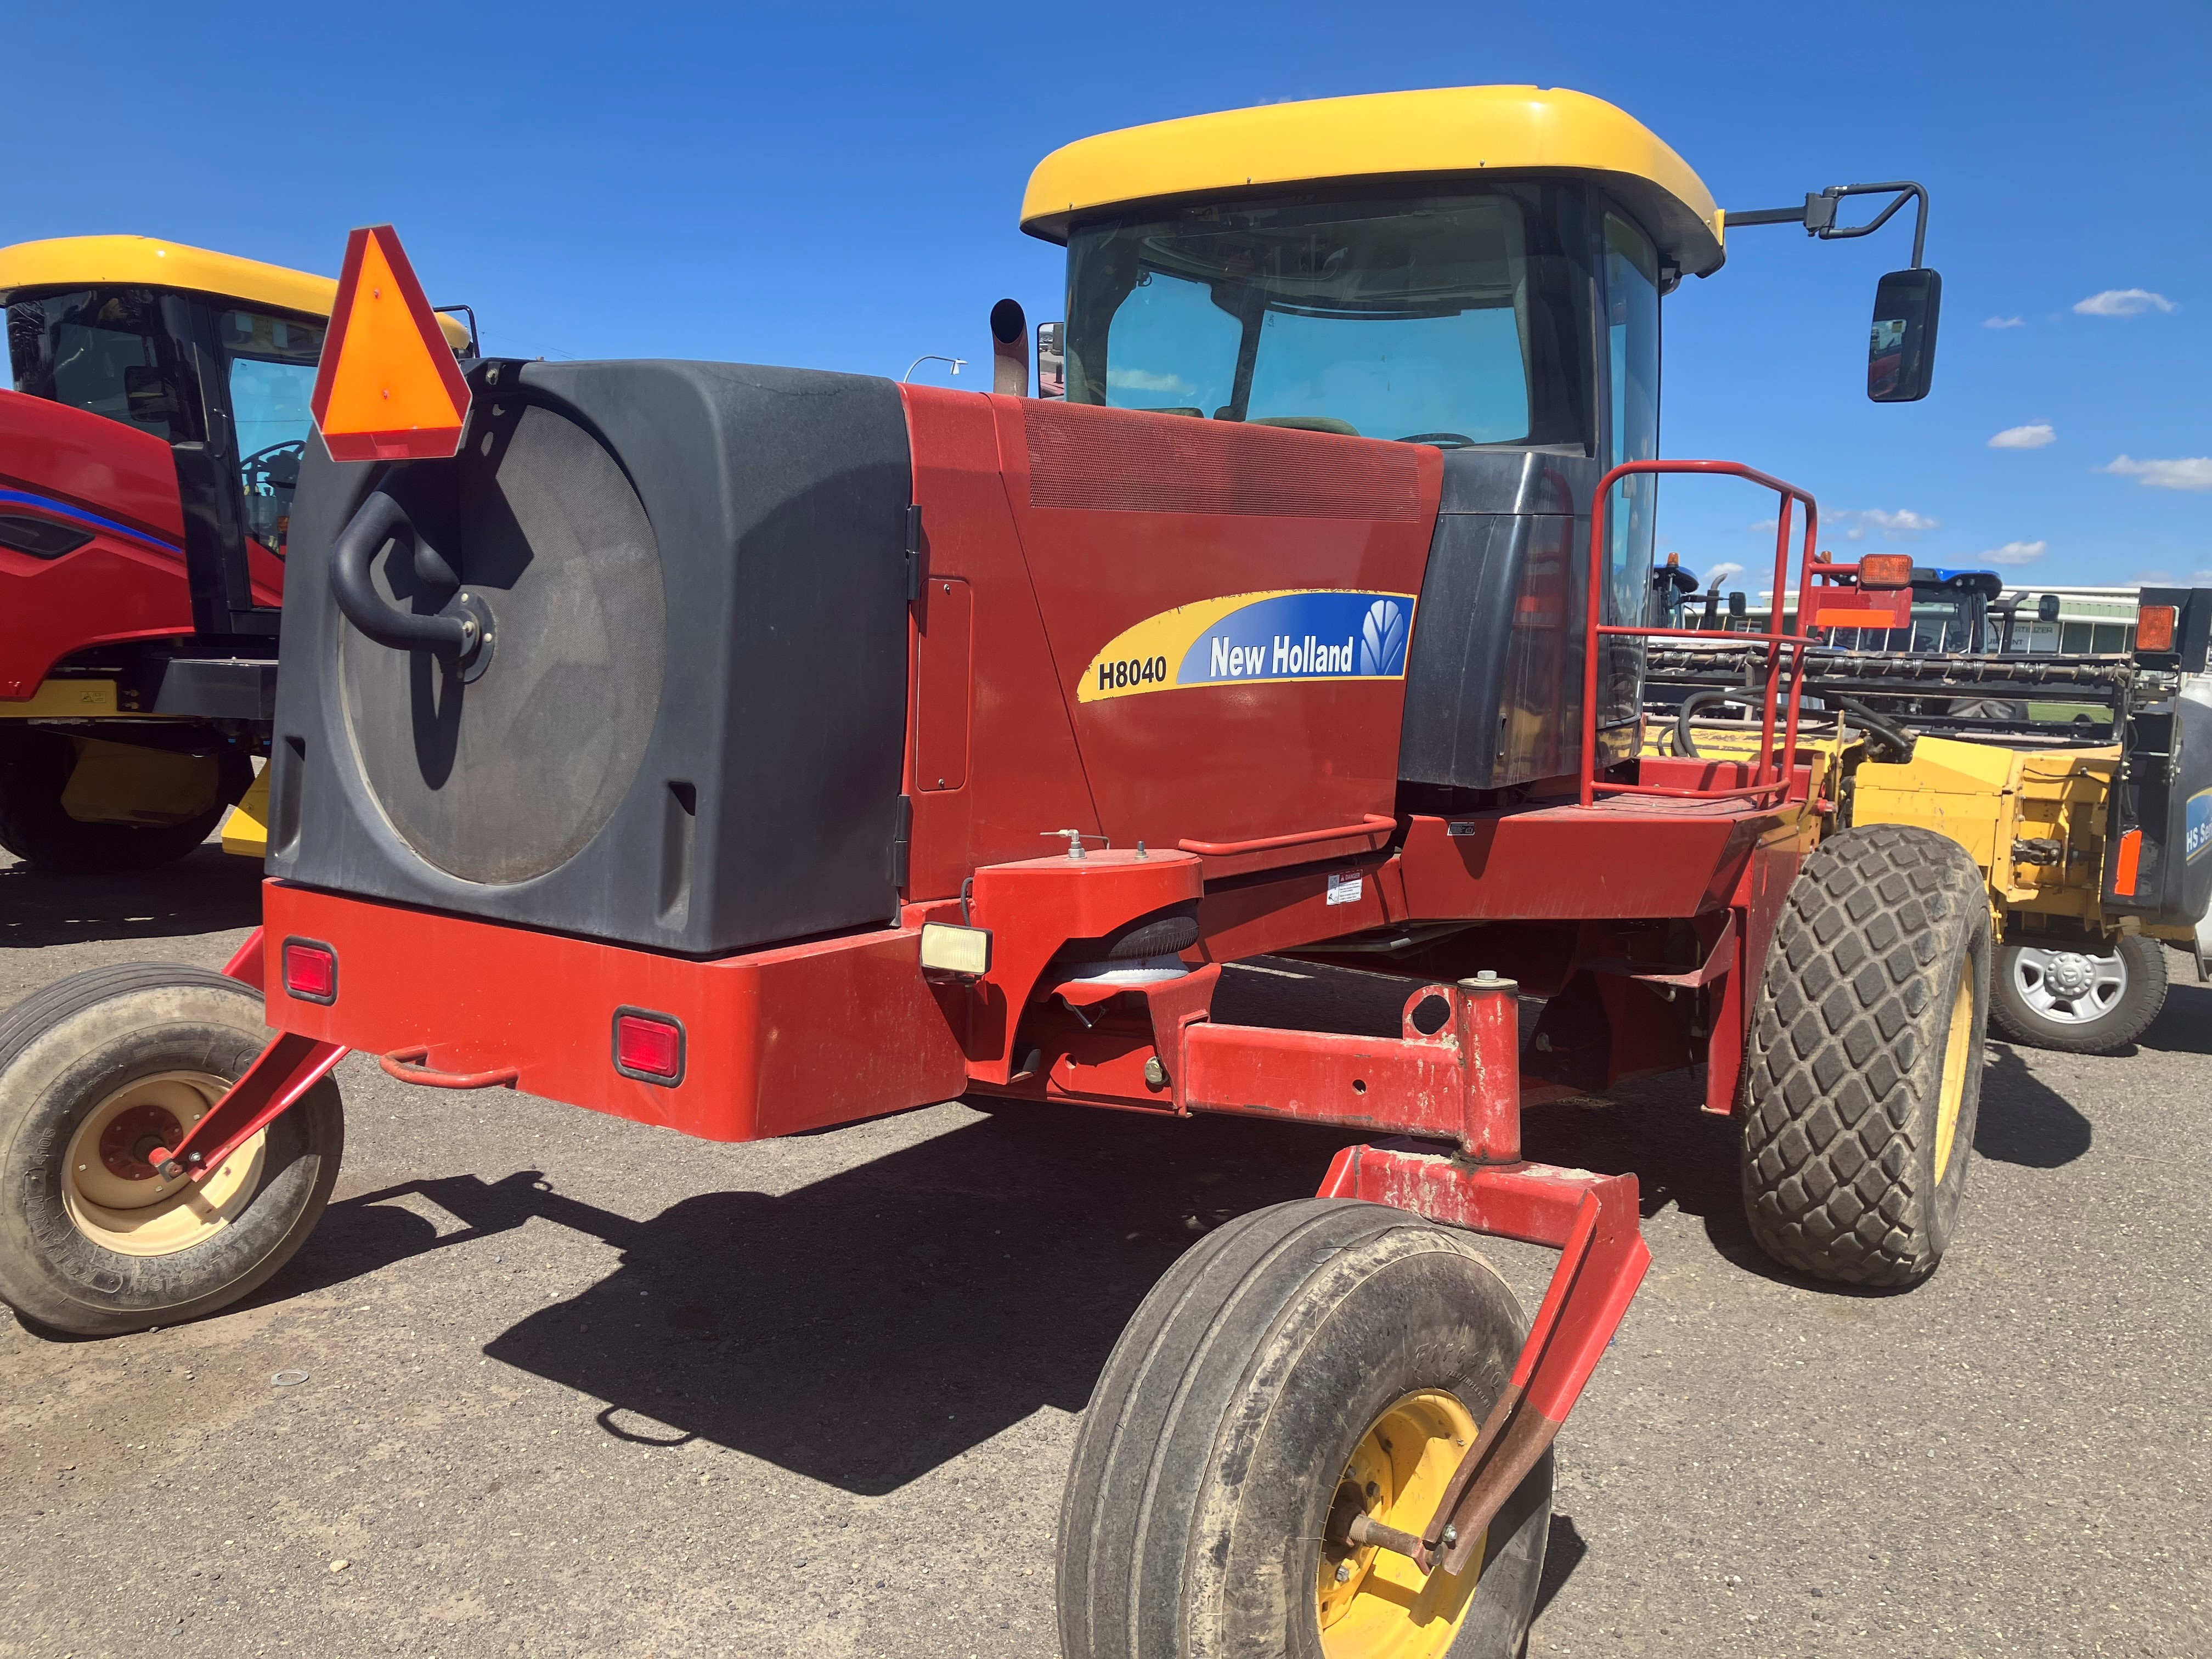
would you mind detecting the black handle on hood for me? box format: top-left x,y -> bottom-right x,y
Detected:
329,487 -> 479,658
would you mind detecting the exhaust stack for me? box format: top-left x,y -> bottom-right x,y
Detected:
990,298 -> 1028,397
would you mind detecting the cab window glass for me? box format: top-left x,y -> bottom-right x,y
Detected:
1602,213 -> 1661,624
1098,270 -> 1240,417
220,307 -> 325,557
1067,186 -> 1580,447
6,287 -> 198,442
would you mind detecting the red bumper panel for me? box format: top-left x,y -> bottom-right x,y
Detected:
260,882 -> 968,1142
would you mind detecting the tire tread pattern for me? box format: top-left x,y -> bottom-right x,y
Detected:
1740,823 -> 1988,1287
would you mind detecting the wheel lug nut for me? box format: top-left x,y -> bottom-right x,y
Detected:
1334,1563 -> 1353,1583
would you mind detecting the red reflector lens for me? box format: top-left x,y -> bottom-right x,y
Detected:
2136,605 -> 2177,653
1858,554 -> 1914,588
281,942 -> 336,1002
616,1013 -> 682,1079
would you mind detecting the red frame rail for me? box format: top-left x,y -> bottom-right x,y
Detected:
1581,459 -> 1821,807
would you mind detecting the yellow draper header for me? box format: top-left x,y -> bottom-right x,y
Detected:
0,234 -> 473,348
1021,86 -> 1726,278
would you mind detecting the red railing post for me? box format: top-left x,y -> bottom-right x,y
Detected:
1583,459 -> 1822,808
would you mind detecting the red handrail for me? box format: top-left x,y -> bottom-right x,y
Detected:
1581,459 -> 1821,808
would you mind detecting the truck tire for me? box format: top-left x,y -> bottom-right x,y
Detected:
0,963 -> 342,1336
1988,933 -> 2167,1054
0,729 -> 251,876
1740,824 -> 1990,1288
1058,1199 -> 1549,1659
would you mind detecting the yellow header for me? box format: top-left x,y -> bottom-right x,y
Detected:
0,235 -> 472,348
1021,86 -> 1725,278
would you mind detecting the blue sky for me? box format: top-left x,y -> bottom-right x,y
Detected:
9,1 -> 2206,589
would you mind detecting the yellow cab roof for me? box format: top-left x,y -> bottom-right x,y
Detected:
0,235 -> 473,348
1021,86 -> 1726,278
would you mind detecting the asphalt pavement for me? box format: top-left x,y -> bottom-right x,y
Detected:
1,841 -> 2205,1658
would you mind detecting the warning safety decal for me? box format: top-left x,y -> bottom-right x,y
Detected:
1077,589 -> 1417,704
2186,787 -> 2211,864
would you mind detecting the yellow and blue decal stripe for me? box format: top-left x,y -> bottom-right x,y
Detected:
1079,588 -> 1417,704
2186,787 -> 2210,864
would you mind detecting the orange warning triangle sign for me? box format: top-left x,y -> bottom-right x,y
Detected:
309,225 -> 472,462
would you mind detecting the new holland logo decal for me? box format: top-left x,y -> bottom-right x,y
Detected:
1079,589 -> 1416,703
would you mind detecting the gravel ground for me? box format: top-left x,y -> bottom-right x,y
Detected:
1,841 -> 2206,1658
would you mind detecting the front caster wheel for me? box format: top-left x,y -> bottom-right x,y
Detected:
1058,1198 -> 1549,1659
0,963 -> 343,1336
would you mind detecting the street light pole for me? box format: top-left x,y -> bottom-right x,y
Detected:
903,354 -> 967,383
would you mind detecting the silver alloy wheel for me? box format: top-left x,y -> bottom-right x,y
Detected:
2010,942 -> 2128,1024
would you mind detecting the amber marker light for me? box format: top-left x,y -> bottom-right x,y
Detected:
2136,605 -> 2177,653
1858,554 -> 1914,588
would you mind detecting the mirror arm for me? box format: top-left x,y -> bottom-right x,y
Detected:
1727,182 -> 1930,268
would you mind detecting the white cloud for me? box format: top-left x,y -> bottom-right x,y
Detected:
1697,561 -> 1744,592
1989,422 -> 2056,449
2073,289 -> 2178,317
2103,455 -> 2212,491
1831,507 -> 1939,542
1746,518 -> 1777,534
1977,540 -> 2048,566
1105,366 -> 1194,395
1983,316 -> 2024,329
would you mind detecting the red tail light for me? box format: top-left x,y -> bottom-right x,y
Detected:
2136,605 -> 2177,653
281,939 -> 337,1003
613,1009 -> 684,1084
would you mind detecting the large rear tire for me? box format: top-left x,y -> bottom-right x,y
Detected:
1988,932 -> 2166,1054
1741,824 -> 1991,1288
0,729 -> 249,875
0,963 -> 342,1336
1058,1198 -> 1550,1659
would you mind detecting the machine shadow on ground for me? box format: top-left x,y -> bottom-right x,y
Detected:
1974,1045 -> 2094,1168
0,842 -> 261,950
271,1077 -> 1808,1489
2136,972 -> 2211,1056
279,1105 -> 1370,1494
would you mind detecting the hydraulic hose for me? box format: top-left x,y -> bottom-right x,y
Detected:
1673,688 -> 1739,758
1831,695 -> 1916,761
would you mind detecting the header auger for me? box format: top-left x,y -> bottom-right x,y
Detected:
13,84 -> 2192,1659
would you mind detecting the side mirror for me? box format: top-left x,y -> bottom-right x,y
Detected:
2036,593 -> 2062,624
1868,268 -> 1941,402
1035,321 -> 1065,400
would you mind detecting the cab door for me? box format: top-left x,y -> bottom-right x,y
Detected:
169,295 -> 327,633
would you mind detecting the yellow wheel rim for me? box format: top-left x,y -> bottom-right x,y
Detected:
1932,972 -> 1976,1182
60,1071 -> 267,1257
1317,1390 -> 1483,1659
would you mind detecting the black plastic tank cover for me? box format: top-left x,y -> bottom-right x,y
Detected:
267,359 -> 915,957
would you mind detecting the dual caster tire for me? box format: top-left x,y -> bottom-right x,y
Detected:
1060,1199 -> 1548,1659
0,963 -> 343,1336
